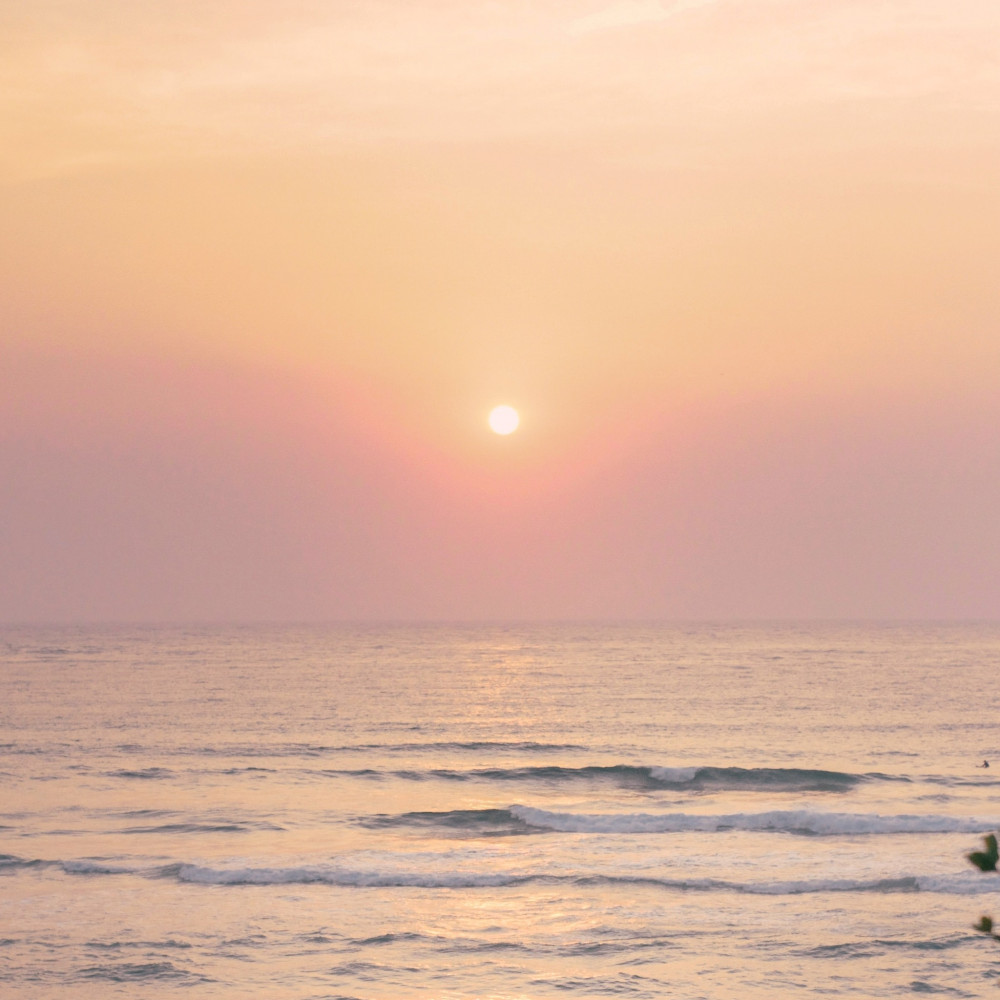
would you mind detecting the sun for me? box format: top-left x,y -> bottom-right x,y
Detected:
488,404 -> 520,435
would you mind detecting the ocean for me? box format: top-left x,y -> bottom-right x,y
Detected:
2,622 -> 1000,998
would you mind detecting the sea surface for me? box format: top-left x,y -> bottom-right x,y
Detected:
3,622 -> 1000,998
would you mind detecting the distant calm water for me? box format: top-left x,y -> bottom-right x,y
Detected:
3,623 -> 1000,998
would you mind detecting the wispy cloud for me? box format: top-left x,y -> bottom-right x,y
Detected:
2,0 -> 998,181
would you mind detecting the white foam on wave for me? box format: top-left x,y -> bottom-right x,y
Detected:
746,877 -> 916,895
175,863 -> 514,888
509,805 -> 1000,836
45,856 -> 1000,896
166,864 -> 1000,896
916,871 -> 1000,896
744,873 -> 999,896
649,766 -> 700,783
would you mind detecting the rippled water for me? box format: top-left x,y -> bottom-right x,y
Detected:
3,622 -> 1000,997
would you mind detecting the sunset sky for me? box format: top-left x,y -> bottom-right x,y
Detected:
2,0 -> 998,622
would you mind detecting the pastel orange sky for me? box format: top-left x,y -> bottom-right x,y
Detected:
2,0 -> 998,621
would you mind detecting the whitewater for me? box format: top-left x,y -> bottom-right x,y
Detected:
3,622 -> 1000,997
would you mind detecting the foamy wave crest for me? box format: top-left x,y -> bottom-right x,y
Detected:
438,764 -> 865,792
10,854 -> 999,896
173,864 -> 516,888
509,805 -> 1000,836
343,764 -> 873,792
358,806 -> 1000,837
360,808 -> 535,836
914,871 -> 1000,895
646,766 -> 875,792
737,873 -> 999,896
62,860 -> 137,875
0,854 -> 51,871
152,864 -> 1000,896
650,766 -> 700,783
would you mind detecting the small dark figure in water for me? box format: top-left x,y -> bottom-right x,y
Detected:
979,760 -> 990,768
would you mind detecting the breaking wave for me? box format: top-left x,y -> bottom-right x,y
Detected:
3,853 -> 998,897
336,765 -> 874,792
130,865 -> 1000,896
364,805 -> 1000,838
48,860 -> 1000,896
361,808 -> 536,836
510,805 -> 1000,836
